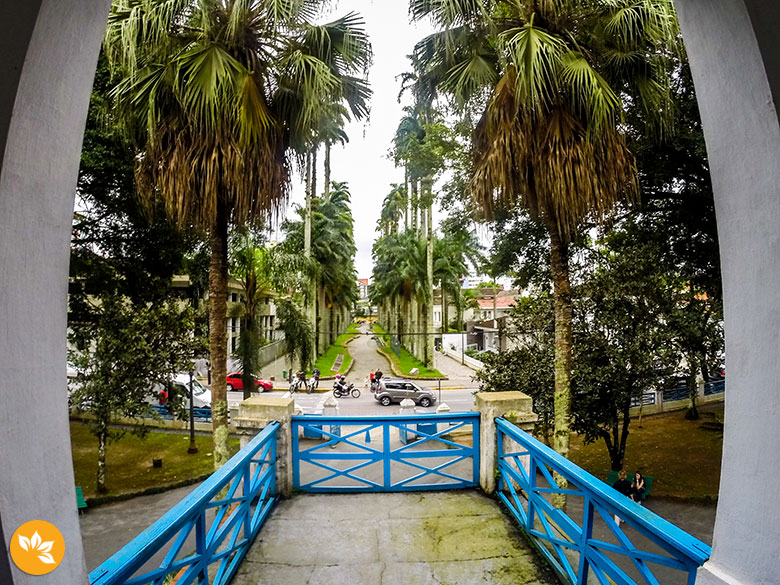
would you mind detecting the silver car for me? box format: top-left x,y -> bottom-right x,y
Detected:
374,378 -> 436,408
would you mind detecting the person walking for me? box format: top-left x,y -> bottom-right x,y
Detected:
612,470 -> 631,526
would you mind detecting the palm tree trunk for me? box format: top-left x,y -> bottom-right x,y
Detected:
425,193 -> 434,368
547,221 -> 573,508
404,167 -> 410,232
209,198 -> 230,469
304,149 -> 316,366
324,142 -> 331,197
411,179 -> 419,235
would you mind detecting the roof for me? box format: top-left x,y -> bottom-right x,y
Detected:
357,278 -> 369,285
476,297 -> 517,309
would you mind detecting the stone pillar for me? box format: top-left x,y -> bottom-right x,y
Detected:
675,2 -> 780,583
655,389 -> 664,413
399,398 -> 416,443
233,396 -> 294,498
475,392 -> 538,495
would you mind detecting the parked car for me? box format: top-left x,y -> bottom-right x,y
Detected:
226,372 -> 273,392
374,379 -> 436,408
152,374 -> 212,409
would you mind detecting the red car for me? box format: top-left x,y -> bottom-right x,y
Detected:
226,372 -> 273,392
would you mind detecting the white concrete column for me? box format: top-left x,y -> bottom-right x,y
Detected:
234,396 -> 294,498
475,392 -> 538,494
675,1 -> 780,583
0,1 -> 110,583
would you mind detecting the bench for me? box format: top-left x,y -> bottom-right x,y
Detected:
606,470 -> 654,501
76,486 -> 87,513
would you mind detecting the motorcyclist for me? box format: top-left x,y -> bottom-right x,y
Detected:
291,370 -> 306,392
333,374 -> 348,395
312,367 -> 321,389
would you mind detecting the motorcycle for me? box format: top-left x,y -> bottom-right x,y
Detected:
306,371 -> 320,393
289,372 -> 309,394
333,378 -> 360,399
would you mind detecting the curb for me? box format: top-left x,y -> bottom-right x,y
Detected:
83,473 -> 211,508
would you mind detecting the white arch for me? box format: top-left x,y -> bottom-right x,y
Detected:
0,1 -> 111,583
676,1 -> 780,583
0,1 -> 778,584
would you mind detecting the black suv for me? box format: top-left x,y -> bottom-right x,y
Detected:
374,378 -> 436,408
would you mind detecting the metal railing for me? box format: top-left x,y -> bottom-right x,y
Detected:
496,418 -> 711,585
291,413 -> 479,492
149,404 -> 213,423
704,379 -> 725,396
89,422 -> 279,585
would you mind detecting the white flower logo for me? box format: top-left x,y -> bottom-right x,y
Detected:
17,531 -> 56,564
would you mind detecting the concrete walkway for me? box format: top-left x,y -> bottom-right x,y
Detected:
232,491 -> 558,585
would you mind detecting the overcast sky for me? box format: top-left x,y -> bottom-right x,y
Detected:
275,1 -> 436,279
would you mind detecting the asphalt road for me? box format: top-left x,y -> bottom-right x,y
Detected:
284,385 -> 478,415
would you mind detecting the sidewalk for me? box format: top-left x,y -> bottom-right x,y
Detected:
434,350 -> 479,389
232,491 -> 558,585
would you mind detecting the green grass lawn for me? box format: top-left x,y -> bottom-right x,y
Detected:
70,421 -> 239,499
372,323 -> 444,378
309,325 -> 360,375
567,403 -> 724,502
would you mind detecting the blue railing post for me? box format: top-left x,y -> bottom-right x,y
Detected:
383,421 -> 392,490
577,495 -> 593,585
526,453 -> 535,534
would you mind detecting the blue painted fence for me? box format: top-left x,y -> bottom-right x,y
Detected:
704,379 -> 725,396
291,413 -> 479,492
89,422 -> 279,585
495,418 -> 711,585
149,404 -> 213,423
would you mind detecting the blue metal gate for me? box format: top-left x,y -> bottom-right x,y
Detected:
291,413 -> 480,492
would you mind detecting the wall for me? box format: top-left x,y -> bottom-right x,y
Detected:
0,1 -> 111,583
676,1 -> 780,583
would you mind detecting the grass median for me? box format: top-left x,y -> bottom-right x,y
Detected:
372,323 -> 444,378
71,421 -> 239,500
309,322 -> 361,376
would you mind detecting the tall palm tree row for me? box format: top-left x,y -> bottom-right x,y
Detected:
282,181 -> 359,362
408,0 -> 680,490
384,103 -> 458,367
105,0 -> 371,468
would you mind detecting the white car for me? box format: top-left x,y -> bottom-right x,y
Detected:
153,374 -> 212,409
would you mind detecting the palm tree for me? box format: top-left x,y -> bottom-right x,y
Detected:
410,0 -> 679,490
380,184 -> 407,236
230,229 -> 301,399
105,0 -> 371,468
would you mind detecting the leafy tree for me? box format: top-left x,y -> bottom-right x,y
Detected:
475,294 -> 555,440
104,0 -> 371,469
69,296 -> 195,494
70,52 -> 202,493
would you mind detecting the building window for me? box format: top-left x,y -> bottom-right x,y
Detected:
231,317 -> 237,332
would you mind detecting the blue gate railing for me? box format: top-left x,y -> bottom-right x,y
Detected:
291,413 -> 479,492
89,422 -> 279,585
496,418 -> 711,585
